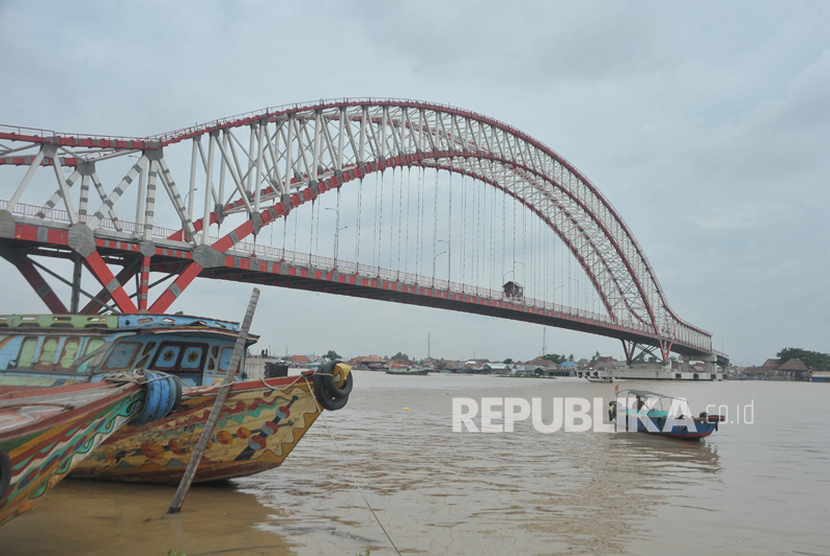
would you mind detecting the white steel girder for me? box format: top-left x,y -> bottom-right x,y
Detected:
0,100 -> 712,353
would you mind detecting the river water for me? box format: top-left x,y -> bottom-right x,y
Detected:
2,372 -> 828,555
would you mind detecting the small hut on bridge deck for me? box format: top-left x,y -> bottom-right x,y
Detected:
502,281 -> 524,301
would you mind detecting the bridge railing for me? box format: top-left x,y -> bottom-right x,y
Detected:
225,237 -> 651,336
3,198 -> 656,340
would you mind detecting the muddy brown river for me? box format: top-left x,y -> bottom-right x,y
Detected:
2,372 -> 827,555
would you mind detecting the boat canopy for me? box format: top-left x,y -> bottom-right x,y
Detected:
616,389 -> 687,402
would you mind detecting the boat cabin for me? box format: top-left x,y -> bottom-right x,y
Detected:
0,314 -> 256,388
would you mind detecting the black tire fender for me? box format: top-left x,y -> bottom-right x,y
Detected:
319,360 -> 353,398
314,361 -> 352,411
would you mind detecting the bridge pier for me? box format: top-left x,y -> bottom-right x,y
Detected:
680,353 -> 721,380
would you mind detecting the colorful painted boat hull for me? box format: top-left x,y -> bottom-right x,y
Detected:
71,374 -> 322,484
0,381 -> 146,525
633,416 -> 719,440
385,367 -> 430,376
612,389 -> 724,441
0,314 -> 352,484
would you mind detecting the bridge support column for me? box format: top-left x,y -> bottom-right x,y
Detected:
621,340 -> 636,365
80,258 -> 140,315
70,255 -> 83,313
68,223 -> 137,314
137,256 -> 151,312
703,354 -> 718,378
659,339 -> 673,363
681,354 -> 719,379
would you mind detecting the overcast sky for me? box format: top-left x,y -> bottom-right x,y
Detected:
1,1 -> 828,366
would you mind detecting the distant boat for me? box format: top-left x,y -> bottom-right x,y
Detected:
0,313 -> 352,484
586,376 -> 613,383
386,366 -> 430,376
609,389 -> 725,440
0,373 -> 175,525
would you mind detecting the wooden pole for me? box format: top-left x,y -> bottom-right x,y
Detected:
167,287 -> 260,514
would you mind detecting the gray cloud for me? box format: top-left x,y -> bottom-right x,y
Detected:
1,0 -> 827,364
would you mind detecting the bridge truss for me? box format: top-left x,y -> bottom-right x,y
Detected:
0,98 -> 713,359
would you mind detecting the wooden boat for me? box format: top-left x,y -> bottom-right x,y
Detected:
586,376 -> 613,383
385,366 -> 430,376
0,314 -> 352,484
609,389 -> 725,440
0,372 -> 177,525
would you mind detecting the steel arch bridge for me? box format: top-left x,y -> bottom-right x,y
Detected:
0,98 -> 713,360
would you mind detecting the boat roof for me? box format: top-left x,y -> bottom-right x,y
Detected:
616,389 -> 686,401
0,314 -> 241,332
0,314 -> 259,343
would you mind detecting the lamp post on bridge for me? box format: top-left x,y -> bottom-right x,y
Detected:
325,207 -> 347,270
553,277 -> 578,310
432,251 -> 447,288
437,239 -> 449,289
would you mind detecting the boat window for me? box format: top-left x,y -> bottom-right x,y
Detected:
102,341 -> 141,371
180,345 -> 205,370
133,341 -> 157,369
83,338 -> 106,356
69,340 -> 113,374
153,344 -> 181,370
35,337 -> 60,369
211,345 -> 219,358
15,337 -> 39,368
218,347 -> 236,372
150,341 -> 207,374
57,337 -> 82,369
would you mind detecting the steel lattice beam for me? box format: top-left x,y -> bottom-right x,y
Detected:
0,99 -> 713,356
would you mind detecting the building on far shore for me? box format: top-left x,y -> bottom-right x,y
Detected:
576,358 -> 723,381
743,358 -> 811,381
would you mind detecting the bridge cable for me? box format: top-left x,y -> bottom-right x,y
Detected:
447,159 -> 453,285
396,167 -> 402,277
511,167 -> 519,283
379,169 -> 386,271
416,165 -> 423,277
315,196 -> 322,262
292,199 -> 298,256
356,177 -> 363,268
501,165 -> 507,289
373,170 -> 380,270
460,169 -> 466,286
336,187 -> 342,268
523,186 -> 528,296
309,198 -> 316,265
404,166 -> 411,275
481,178 -> 486,292
432,167 -> 439,283
475,174 -> 479,290
389,167 -> 394,274
491,176 -> 496,290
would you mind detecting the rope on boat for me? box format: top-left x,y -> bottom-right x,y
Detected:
258,365 -> 351,411
303,374 -> 402,556
0,401 -> 76,410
